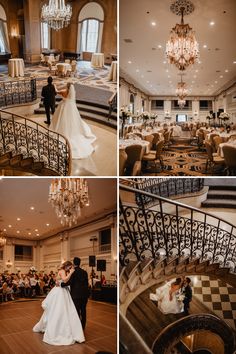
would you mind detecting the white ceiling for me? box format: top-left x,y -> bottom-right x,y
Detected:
0,178 -> 116,240
120,0 -> 236,97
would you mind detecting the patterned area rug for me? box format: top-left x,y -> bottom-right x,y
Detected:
143,143 -> 224,176
0,61 -> 116,94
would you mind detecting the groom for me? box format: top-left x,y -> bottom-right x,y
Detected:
41,76 -> 57,125
61,257 -> 89,330
182,277 -> 192,315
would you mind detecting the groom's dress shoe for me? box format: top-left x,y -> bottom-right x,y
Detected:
44,121 -> 50,125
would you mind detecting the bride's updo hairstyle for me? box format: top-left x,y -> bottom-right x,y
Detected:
61,260 -> 73,271
172,277 -> 182,286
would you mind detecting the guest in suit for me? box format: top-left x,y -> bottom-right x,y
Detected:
41,76 -> 57,125
183,277 -> 192,315
61,257 -> 89,329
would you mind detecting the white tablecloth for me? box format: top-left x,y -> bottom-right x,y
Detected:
108,61 -> 117,81
91,53 -> 104,68
56,63 -> 71,75
8,58 -> 24,77
119,139 -> 150,154
218,141 -> 236,157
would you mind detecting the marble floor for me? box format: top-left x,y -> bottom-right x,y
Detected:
27,113 -> 117,176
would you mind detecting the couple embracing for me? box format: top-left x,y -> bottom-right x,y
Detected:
33,257 -> 89,346
150,276 -> 192,315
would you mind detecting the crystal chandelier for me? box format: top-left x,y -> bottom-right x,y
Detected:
49,179 -> 89,227
166,0 -> 199,71
178,98 -> 186,109
41,0 -> 72,31
176,78 -> 188,98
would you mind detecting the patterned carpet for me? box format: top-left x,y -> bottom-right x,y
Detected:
142,141 -> 225,176
193,275 -> 236,331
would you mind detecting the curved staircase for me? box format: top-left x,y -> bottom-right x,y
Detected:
202,184 -> 236,209
0,109 -> 71,176
119,180 -> 236,354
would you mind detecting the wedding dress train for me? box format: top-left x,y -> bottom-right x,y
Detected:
33,285 -> 85,345
150,281 -> 183,314
50,84 -> 96,159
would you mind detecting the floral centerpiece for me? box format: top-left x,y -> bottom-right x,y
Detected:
120,106 -> 132,118
219,112 -> 230,121
141,111 -> 151,120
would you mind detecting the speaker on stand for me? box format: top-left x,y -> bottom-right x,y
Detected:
89,255 -> 96,287
97,260 -> 106,283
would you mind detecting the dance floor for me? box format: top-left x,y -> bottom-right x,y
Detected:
0,299 -> 117,354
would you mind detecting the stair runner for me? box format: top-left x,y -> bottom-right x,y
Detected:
202,185 -> 236,209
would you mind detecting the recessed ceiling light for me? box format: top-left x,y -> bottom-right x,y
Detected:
35,229 -> 38,232
151,22 -> 156,26
136,69 -> 139,72
30,206 -> 35,210
210,21 -> 215,26
215,81 -> 218,84
163,61 -> 166,64
46,223 -> 50,226
3,229 -> 6,232
193,75 -> 197,78
225,69 -> 229,73
36,233 -> 39,236
166,69 -> 169,72
158,45 -> 162,49
220,75 -> 223,78
147,81 -> 150,83
203,44 -> 207,48
168,75 -> 170,78
28,232 -> 31,235
198,61 -> 202,64
128,61 -> 132,64
233,61 -> 236,64
17,218 -> 21,221
17,231 -> 20,234
8,225 -> 12,228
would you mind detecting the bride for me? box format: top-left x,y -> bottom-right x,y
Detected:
150,278 -> 183,314
33,261 -> 85,345
50,83 -> 96,159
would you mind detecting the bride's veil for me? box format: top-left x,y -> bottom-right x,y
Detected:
67,83 -> 76,100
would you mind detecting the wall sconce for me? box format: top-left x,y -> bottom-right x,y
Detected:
6,260 -> 13,268
194,110 -> 198,116
11,27 -> 19,38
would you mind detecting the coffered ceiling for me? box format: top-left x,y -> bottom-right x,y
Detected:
120,0 -> 236,97
0,178 -> 116,240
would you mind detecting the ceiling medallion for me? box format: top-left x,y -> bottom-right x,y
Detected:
166,0 -> 199,71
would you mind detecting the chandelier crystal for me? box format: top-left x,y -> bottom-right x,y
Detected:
49,179 -> 89,227
0,231 -> 6,247
41,0 -> 72,31
178,98 -> 186,109
176,80 -> 188,97
166,0 -> 199,71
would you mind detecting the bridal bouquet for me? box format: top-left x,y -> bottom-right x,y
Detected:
176,293 -> 185,302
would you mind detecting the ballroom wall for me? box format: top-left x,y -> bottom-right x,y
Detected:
0,212 -> 117,280
0,0 -> 116,63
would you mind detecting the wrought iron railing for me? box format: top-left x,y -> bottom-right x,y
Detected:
152,314 -> 235,354
120,178 -> 205,207
119,184 -> 236,271
0,110 -> 71,176
108,92 -> 117,119
0,78 -> 37,108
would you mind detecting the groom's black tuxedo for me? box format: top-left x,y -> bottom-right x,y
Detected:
41,83 -> 57,124
61,266 -> 89,329
183,284 -> 192,315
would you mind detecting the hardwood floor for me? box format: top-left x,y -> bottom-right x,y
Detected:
0,299 -> 117,354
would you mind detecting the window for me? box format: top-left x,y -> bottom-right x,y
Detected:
151,100 -> 164,110
15,245 -> 33,261
129,94 -> 135,114
199,100 -> 212,110
0,5 -> 10,53
80,19 -> 99,52
0,248 -> 3,260
41,22 -> 50,49
77,2 -> 104,53
99,228 -> 111,252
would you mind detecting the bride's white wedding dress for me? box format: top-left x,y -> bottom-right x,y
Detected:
33,280 -> 85,345
150,281 -> 183,314
50,84 -> 96,159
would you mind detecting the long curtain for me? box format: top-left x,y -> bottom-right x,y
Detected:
0,20 -> 10,53
78,19 -> 102,53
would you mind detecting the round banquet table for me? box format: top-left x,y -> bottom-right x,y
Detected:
119,139 -> 150,154
108,61 -> 117,81
91,53 -> 104,68
8,58 -> 24,77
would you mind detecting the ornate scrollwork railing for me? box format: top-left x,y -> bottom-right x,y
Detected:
0,78 -> 37,108
119,184 -> 236,271
152,314 -> 235,354
120,178 -> 205,207
0,110 -> 71,176
108,92 -> 117,119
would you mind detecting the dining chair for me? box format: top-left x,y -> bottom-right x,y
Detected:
222,145 -> 236,175
119,150 -> 127,176
125,144 -> 143,176
142,139 -> 165,172
205,141 -> 225,174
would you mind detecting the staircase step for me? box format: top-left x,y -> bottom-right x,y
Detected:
39,167 -> 59,176
0,152 -> 12,166
207,189 -> 236,199
20,157 -> 34,168
208,185 -> 236,191
31,161 -> 45,170
202,199 -> 236,208
10,154 -> 23,167
195,260 -> 210,272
